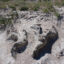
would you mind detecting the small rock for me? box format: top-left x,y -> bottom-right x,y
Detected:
39,26 -> 43,34
7,29 -> 10,34
60,49 -> 64,56
7,34 -> 18,42
32,26 -> 58,59
0,24 -> 6,30
11,39 -> 28,58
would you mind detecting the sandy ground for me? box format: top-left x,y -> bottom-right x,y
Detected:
0,10 -> 64,64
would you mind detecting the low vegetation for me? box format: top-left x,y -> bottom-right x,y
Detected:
0,0 -> 63,11
54,11 -> 60,18
54,0 -> 64,7
0,0 -> 63,20
43,8 -> 49,13
0,0 -> 10,2
31,4 -> 39,11
42,1 -> 55,13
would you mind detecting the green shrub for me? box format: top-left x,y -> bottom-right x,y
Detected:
33,6 -> 39,11
42,1 -> 55,13
47,3 -> 54,12
9,6 -> 16,11
32,3 -> 40,11
54,11 -> 60,19
43,8 -> 49,13
20,6 -> 29,11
